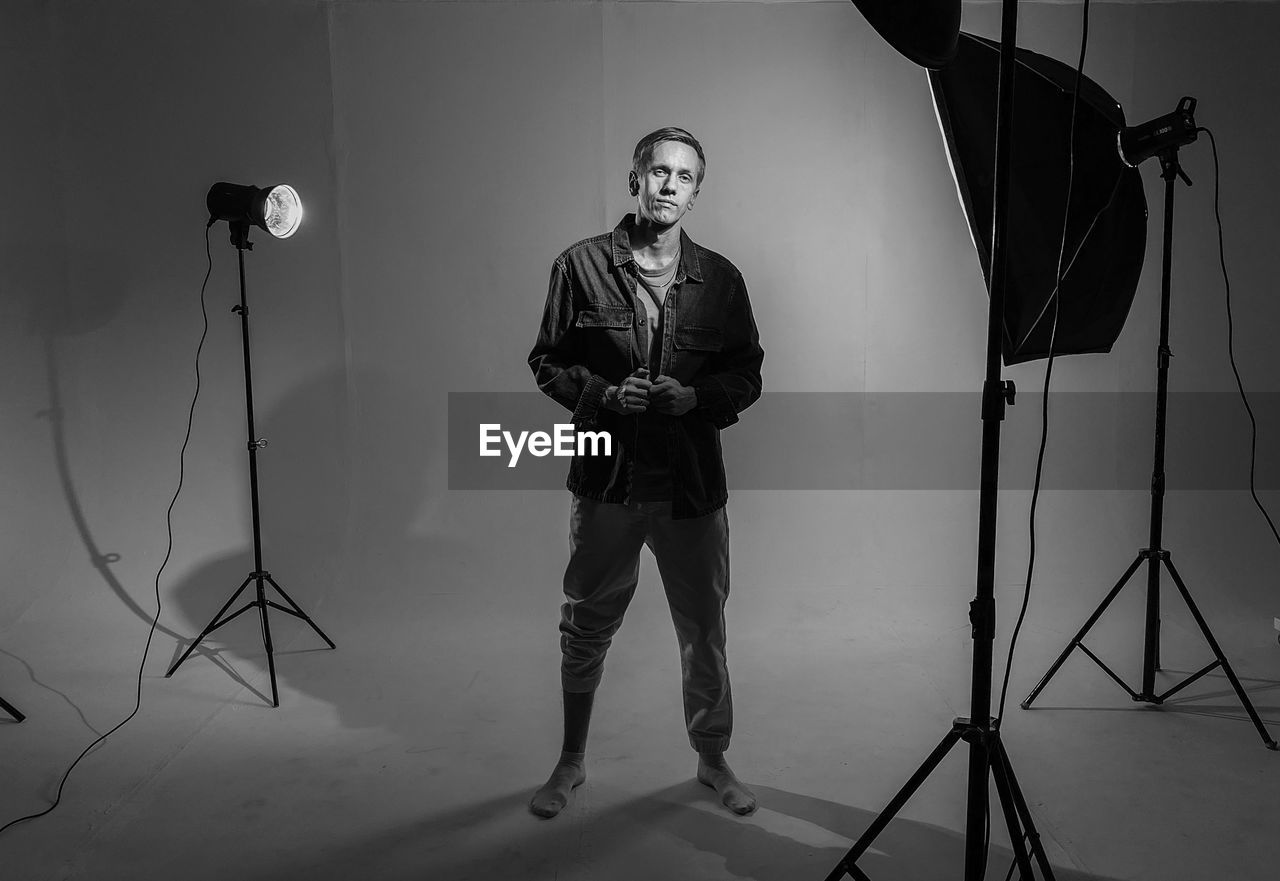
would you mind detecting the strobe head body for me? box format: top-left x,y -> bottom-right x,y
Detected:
1119,97 -> 1198,167
207,182 -> 303,239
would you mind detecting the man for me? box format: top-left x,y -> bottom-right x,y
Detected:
527,127 -> 764,819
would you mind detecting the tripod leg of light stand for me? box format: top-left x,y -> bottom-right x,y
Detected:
1160,556 -> 1278,749
263,574 -> 336,649
826,722 -> 1056,881
1022,552 -> 1145,707
0,694 -> 23,722
1141,549 -> 1163,696
824,726 -> 965,881
168,571 -> 334,706
254,575 -> 280,708
990,737 -> 1057,880
166,575 -> 256,677
989,751 -> 1037,880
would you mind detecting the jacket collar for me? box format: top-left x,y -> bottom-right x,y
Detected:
611,214 -> 703,283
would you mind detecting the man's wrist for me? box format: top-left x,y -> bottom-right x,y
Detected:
602,385 -> 620,411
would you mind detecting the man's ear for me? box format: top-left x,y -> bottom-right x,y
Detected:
628,172 -> 639,197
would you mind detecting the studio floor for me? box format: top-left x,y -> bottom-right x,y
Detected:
2,491 -> 1279,881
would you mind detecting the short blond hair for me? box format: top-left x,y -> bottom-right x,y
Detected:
632,127 -> 706,185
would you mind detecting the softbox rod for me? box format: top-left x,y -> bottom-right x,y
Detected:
826,2 -> 1059,878
963,0 -> 1022,876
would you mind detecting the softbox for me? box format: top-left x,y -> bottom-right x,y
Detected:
852,0 -> 961,69
929,33 -> 1148,364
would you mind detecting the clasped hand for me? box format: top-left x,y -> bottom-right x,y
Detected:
607,368 -> 696,416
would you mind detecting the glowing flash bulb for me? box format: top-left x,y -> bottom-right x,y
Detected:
207,182 -> 303,239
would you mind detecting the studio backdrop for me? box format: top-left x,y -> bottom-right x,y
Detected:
2,0 -> 1279,684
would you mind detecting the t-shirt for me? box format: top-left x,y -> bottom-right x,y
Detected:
631,251 -> 680,502
635,253 -> 678,370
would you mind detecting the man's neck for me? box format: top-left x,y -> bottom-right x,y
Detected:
630,215 -> 682,270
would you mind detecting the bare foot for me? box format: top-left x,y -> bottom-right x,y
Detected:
529,752 -> 586,818
697,753 -> 757,815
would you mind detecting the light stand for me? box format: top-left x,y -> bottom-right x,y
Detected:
827,2 -> 1058,878
0,694 -> 22,722
1021,127 -> 1277,750
165,214 -> 334,707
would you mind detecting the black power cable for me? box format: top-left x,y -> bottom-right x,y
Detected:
1202,126 -> 1280,551
985,2 -> 1092,873
996,0 -> 1093,729
0,224 -> 213,835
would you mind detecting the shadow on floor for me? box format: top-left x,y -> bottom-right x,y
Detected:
238,783 -> 1125,881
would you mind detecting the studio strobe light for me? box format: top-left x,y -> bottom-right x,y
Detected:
166,182 -> 334,708
1020,97 -> 1277,751
1118,97 -> 1199,168
206,182 -> 303,240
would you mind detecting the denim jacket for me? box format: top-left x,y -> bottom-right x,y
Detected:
529,215 -> 764,518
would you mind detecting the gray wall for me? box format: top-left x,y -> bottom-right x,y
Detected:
3,0 -> 1279,697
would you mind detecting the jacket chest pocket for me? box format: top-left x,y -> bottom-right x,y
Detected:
576,305 -> 634,330
576,305 -> 638,362
671,324 -> 723,378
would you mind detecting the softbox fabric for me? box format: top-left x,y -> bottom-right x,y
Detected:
852,0 -> 961,69
929,33 -> 1147,365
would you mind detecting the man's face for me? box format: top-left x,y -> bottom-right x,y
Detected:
632,140 -> 701,228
